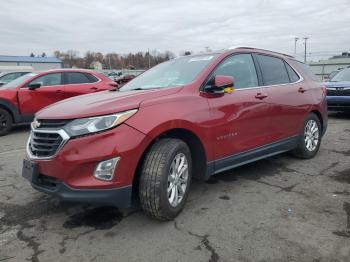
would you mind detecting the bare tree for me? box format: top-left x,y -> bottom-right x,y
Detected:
52,49 -> 173,69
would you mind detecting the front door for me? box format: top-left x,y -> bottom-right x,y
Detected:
205,54 -> 271,171
18,73 -> 65,115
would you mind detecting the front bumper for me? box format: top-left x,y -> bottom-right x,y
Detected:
25,123 -> 149,207
31,176 -> 132,207
327,96 -> 350,110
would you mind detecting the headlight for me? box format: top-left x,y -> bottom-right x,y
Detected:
64,109 -> 137,137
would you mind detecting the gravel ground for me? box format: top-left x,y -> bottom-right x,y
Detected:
0,112 -> 349,262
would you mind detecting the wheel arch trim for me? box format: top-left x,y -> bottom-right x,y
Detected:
0,99 -> 20,122
131,122 -> 211,189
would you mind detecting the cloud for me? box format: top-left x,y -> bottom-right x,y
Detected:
0,0 -> 349,60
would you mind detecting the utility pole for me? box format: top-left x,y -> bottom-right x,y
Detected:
294,37 -> 299,56
148,48 -> 151,69
303,37 -> 308,63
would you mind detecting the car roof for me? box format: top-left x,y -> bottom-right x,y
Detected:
36,68 -> 98,75
228,47 -> 294,58
182,47 -> 295,60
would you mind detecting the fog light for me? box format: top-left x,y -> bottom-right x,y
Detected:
93,157 -> 120,181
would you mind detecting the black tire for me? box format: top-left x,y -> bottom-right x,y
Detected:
292,113 -> 322,159
0,108 -> 13,136
139,138 -> 192,220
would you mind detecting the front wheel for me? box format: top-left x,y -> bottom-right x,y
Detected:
139,138 -> 192,220
0,108 -> 13,136
292,113 -> 322,159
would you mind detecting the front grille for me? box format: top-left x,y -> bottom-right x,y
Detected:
36,119 -> 69,129
29,131 -> 64,158
327,89 -> 350,96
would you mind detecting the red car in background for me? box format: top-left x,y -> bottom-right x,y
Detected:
0,69 -> 117,135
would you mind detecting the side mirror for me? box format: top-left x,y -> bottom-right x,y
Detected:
28,83 -> 41,90
204,75 -> 235,94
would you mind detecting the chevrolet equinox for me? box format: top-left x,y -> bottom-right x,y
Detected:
22,47 -> 327,220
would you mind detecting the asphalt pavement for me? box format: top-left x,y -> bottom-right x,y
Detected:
0,112 -> 349,262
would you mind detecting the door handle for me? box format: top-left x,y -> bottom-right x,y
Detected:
56,90 -> 63,94
298,87 -> 307,93
90,87 -> 99,91
255,93 -> 268,99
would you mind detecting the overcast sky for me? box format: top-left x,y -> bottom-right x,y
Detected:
1,0 -> 349,61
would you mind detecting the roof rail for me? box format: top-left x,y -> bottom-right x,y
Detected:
230,47 -> 295,58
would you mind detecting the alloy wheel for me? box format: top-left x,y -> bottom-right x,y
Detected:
167,153 -> 189,207
304,119 -> 319,152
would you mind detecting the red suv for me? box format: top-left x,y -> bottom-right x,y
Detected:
0,69 -> 117,135
22,48 -> 327,220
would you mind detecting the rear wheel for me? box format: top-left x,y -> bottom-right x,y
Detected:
139,138 -> 192,220
292,113 -> 321,159
0,108 -> 13,136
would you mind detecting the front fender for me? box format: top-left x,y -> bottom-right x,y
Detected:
125,96 -> 214,161
0,99 -> 21,122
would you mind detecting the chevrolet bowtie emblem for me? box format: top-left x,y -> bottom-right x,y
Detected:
32,119 -> 41,129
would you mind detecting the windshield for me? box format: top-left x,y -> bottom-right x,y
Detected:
2,73 -> 38,88
331,69 -> 350,82
120,55 -> 217,91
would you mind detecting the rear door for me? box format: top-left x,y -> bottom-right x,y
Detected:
255,54 -> 310,141
63,72 -> 108,98
18,73 -> 65,114
206,53 -> 272,166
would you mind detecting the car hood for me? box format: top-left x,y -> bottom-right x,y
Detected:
36,87 -> 182,120
324,81 -> 350,88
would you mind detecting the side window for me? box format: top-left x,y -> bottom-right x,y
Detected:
66,72 -> 91,84
285,62 -> 300,83
257,55 -> 290,85
28,73 -> 62,87
212,54 -> 258,89
1,73 -> 21,82
85,73 -> 99,83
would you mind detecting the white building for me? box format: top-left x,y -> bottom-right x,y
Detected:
90,61 -> 103,70
0,55 -> 62,71
309,52 -> 350,81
